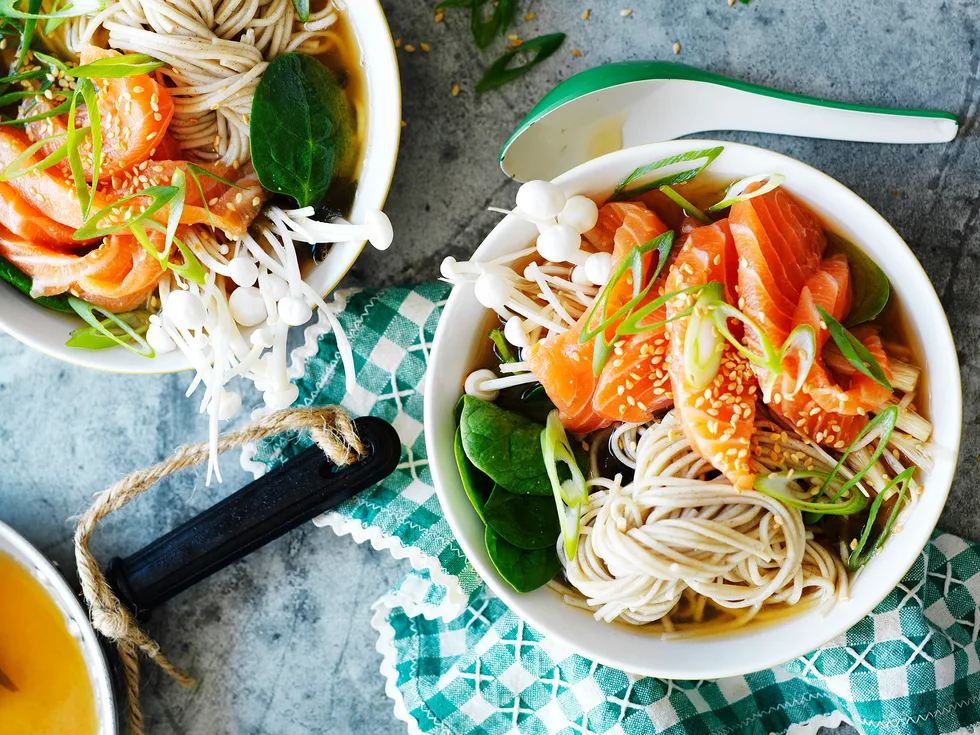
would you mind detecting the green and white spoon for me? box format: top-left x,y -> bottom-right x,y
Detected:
500,61 -> 959,181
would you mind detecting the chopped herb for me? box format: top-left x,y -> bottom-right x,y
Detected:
816,305 -> 892,391
67,53 -> 165,79
475,33 -> 565,93
610,146 -> 724,201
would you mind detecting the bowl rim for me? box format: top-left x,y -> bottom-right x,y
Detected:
424,138 -> 962,679
0,0 -> 402,375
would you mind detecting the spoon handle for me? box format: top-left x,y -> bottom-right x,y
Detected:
104,416 -> 401,618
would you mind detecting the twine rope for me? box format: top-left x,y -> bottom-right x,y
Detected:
73,406 -> 364,735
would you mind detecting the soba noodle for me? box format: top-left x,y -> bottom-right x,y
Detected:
559,411 -> 850,636
63,0 -> 347,166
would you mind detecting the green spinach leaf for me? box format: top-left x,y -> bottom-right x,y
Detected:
250,53 -> 355,208
455,427 -> 493,522
485,526 -> 561,593
825,233 -> 890,326
460,395 -> 550,495
483,484 -> 559,550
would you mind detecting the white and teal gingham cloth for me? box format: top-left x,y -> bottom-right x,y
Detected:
241,283 -> 980,735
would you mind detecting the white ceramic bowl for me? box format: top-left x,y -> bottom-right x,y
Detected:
424,139 -> 962,679
0,0 -> 401,374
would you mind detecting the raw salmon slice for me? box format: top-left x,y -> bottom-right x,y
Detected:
582,201 -> 636,251
526,320 -> 610,434
768,256 -> 892,446
0,127 -> 111,229
665,219 -> 758,489
730,188 -> 827,347
0,226 -> 164,312
25,46 -> 175,181
0,182 -> 80,247
591,204 -> 674,423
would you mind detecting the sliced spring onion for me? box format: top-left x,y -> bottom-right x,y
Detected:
0,68 -> 47,85
133,220 -> 207,284
591,333 -> 615,377
804,405 -> 899,524
65,309 -> 152,350
0,0 -> 106,20
659,185 -> 712,224
12,0 -> 42,73
615,284 -> 705,336
78,78 -> 101,215
706,173 -> 785,213
66,296 -> 154,357
847,466 -> 913,572
815,305 -> 892,391
164,167 -> 186,257
475,33 -> 566,93
436,0 -> 471,7
683,292 -> 724,391
291,0 -> 310,22
541,409 -> 587,559
704,288 -> 782,373
0,98 -> 70,125
470,0 -> 499,49
775,324 -> 817,398
184,162 -> 245,231
0,88 -> 62,107
73,184 -> 179,240
579,230 -> 673,348
754,470 -> 867,515
0,127 -> 84,181
31,50 -> 69,73
67,53 -> 166,79
66,80 -> 90,218
610,146 -> 724,202
825,232 -> 890,326
489,327 -> 516,364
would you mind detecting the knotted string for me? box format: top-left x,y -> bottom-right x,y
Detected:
73,406 -> 364,735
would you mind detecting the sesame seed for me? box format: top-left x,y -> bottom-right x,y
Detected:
252,196 -> 261,207
581,9 -> 591,20
133,85 -> 144,94
571,48 -> 582,57
451,83 -> 460,97
672,42 -> 681,54
524,11 -> 534,20
620,8 -> 632,16
404,44 -> 415,53
420,42 -> 431,52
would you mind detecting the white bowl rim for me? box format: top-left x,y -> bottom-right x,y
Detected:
424,138 -> 962,679
0,0 -> 401,375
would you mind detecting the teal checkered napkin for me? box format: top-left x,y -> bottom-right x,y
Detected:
241,283 -> 980,735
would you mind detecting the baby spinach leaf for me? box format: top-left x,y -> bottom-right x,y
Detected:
460,396 -> 550,495
291,0 -> 309,22
826,233 -> 890,326
455,427 -> 493,522
250,53 -> 355,208
485,526 -> 561,593
483,485 -> 560,550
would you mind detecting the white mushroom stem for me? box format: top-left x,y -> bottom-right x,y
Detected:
277,208 -> 394,250
477,372 -> 541,391
524,262 -> 575,326
507,295 -> 567,332
498,361 -> 531,374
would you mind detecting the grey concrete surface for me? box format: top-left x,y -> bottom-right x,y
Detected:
2,0 -> 978,733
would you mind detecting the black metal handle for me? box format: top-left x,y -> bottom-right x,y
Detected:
105,416 -> 400,619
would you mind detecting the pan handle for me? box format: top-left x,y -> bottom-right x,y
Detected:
105,416 -> 401,619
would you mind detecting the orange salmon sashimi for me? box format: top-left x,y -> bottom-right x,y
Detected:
526,320 -> 611,434
591,204 -> 674,423
24,46 -> 176,181
768,256 -> 891,447
0,127 -> 112,229
582,201 -> 636,251
730,188 -> 827,348
0,182 -> 81,247
0,226 -> 164,312
665,219 -> 758,489
530,202 -> 672,432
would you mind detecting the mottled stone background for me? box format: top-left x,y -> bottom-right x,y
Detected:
2,0 -> 978,732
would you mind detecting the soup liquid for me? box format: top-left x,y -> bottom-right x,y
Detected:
0,552 -> 98,735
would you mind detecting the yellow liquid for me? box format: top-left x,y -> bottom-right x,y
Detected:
0,552 -> 98,735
